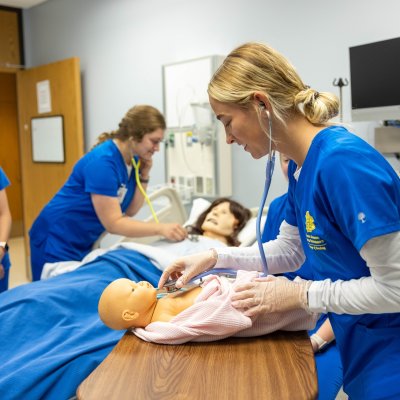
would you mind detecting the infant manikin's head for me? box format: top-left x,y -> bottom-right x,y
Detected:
98,278 -> 157,330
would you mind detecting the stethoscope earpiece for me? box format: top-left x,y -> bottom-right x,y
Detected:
259,103 -> 270,119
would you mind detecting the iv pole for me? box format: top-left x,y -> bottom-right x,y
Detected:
333,78 -> 349,122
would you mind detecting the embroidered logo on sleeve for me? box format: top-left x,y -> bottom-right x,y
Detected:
305,211 -> 327,251
357,212 -> 366,223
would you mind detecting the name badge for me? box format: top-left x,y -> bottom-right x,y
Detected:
117,184 -> 128,204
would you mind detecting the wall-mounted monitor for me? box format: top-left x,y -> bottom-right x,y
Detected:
350,37 -> 400,122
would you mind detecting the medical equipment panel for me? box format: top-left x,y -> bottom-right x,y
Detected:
163,56 -> 232,201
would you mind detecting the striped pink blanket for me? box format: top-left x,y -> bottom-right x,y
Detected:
133,270 -> 318,344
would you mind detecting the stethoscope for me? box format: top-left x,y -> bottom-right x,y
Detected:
256,108 -> 276,276
131,157 -> 159,223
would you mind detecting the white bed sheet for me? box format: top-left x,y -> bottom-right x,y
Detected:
41,236 -> 227,279
42,187 -> 267,279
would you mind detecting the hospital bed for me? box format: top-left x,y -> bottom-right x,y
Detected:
93,185 -> 265,249
77,188 -> 318,400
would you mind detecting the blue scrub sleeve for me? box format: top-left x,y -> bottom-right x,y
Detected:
84,157 -> 121,197
0,168 -> 10,190
318,152 -> 400,251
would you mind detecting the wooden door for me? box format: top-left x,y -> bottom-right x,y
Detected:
0,7 -> 23,237
17,57 -> 84,279
0,73 -> 23,237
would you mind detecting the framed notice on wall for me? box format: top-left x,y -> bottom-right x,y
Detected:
31,115 -> 65,163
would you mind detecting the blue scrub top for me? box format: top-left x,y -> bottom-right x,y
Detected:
0,168 -> 11,270
29,140 -> 138,263
285,125 -> 400,399
262,192 -> 327,328
263,192 -> 315,282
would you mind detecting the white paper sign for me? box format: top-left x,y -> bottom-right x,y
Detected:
36,80 -> 52,114
31,116 -> 64,163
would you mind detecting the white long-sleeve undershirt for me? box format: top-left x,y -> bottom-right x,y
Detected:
216,221 -> 305,274
308,231 -> 400,314
214,223 -> 400,315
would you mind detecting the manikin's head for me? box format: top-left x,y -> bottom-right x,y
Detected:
187,198 -> 251,246
98,279 -> 157,330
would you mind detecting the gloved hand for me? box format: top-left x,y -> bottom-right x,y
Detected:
231,275 -> 312,317
158,249 -> 218,289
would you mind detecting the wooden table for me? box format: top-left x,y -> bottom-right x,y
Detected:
77,330 -> 317,400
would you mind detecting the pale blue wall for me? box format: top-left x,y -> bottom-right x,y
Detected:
22,0 -> 400,207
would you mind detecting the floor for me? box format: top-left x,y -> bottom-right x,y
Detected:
6,236 -> 348,399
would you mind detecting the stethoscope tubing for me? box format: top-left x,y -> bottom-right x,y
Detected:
256,113 -> 275,276
256,152 -> 275,276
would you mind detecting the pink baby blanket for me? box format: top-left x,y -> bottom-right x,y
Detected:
133,271 -> 318,344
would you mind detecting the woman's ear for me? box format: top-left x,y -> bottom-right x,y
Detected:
253,92 -> 270,111
122,309 -> 139,322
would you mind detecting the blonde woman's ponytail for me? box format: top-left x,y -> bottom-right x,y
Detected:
294,88 -> 339,124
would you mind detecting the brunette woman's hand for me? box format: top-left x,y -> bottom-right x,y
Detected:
158,223 -> 187,242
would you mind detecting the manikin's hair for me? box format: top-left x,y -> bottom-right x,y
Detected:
93,105 -> 166,148
187,198 -> 251,247
208,42 -> 339,126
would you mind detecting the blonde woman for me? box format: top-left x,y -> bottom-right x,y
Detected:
160,42 -> 400,399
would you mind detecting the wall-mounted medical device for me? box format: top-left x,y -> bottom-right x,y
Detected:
162,55 -> 232,202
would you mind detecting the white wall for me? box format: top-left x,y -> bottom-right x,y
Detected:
23,0 -> 400,208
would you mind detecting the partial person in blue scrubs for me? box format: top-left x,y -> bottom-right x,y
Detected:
262,153 -> 342,400
30,105 -> 187,281
160,43 -> 400,399
0,167 -> 12,293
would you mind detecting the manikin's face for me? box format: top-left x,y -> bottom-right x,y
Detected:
133,128 -> 164,161
201,201 -> 239,238
119,279 -> 157,310
209,97 -> 271,159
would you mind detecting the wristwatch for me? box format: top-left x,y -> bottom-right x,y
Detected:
0,242 -> 9,253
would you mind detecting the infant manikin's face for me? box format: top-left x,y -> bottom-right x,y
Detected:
98,278 -> 158,329
201,201 -> 238,238
119,280 -> 157,312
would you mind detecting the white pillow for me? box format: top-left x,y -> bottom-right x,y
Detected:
183,198 -> 211,227
238,215 -> 267,247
